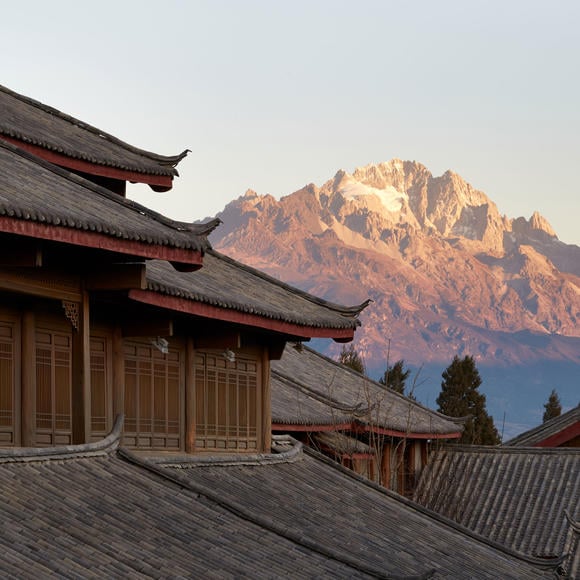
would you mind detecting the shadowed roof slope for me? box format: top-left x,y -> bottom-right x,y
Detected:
0,424 -> 382,578
413,445 -> 580,560
0,139 -> 214,265
504,404 -> 580,447
149,438 -> 558,579
271,344 -> 462,437
137,254 -> 368,339
0,84 -> 186,180
0,421 -> 561,578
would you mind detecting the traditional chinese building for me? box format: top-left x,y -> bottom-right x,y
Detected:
0,84 -> 366,453
0,84 -> 571,578
271,344 -> 462,494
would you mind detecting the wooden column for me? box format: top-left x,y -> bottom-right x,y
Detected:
381,444 -> 391,490
21,311 -> 35,447
261,349 -> 271,452
112,326 -> 124,420
185,338 -> 195,453
69,291 -> 90,444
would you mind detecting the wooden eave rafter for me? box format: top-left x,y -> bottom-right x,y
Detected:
271,421 -> 462,440
1,136 -> 174,191
128,289 -> 356,342
0,218 -> 203,270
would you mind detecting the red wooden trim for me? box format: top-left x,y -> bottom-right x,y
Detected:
128,290 -> 356,341
341,453 -> 375,460
2,136 -> 174,190
0,218 -> 203,267
271,422 -> 354,432
534,422 -> 580,447
272,421 -> 462,440
356,423 -> 462,440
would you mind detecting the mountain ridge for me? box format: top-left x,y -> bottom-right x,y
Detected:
211,159 -> 579,363
209,159 -> 580,433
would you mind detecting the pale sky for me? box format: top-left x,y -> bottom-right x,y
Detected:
4,1 -> 580,245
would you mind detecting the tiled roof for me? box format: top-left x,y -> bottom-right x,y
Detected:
272,370 -> 356,425
0,424 -> 380,578
413,445 -> 580,561
271,344 -> 462,436
0,138 -> 213,254
144,254 -> 368,331
0,84 -> 187,177
151,437 -> 558,578
504,404 -> 580,447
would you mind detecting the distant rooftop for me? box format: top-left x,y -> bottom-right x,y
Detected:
414,444 -> 580,562
504,405 -> 580,447
272,344 -> 462,437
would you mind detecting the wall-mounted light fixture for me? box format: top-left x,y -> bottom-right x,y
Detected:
151,337 -> 169,354
222,349 -> 236,363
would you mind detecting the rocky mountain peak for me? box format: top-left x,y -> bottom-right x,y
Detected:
211,158 -> 579,362
210,160 -> 579,435
529,211 -> 557,237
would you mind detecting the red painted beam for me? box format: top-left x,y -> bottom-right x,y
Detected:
272,421 -> 462,440
271,422 -> 354,432
352,422 -> 462,440
0,218 -> 203,268
534,422 -> 580,447
1,136 -> 174,191
128,289 -> 356,342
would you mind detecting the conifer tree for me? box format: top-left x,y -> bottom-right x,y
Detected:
542,389 -> 562,423
338,344 -> 366,375
436,355 -> 500,445
379,360 -> 411,396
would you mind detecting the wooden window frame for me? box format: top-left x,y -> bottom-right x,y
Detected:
122,338 -> 185,451
0,311 -> 21,446
193,348 -> 262,453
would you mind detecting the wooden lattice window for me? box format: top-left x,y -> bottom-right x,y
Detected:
90,336 -> 110,438
0,319 -> 18,446
35,329 -> 72,446
123,341 -> 182,450
194,352 -> 260,452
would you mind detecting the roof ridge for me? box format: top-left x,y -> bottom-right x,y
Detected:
0,414 -> 123,463
504,404 -> 580,446
437,444 -> 580,455
117,446 -> 432,580
300,445 -> 565,572
0,84 -> 188,169
206,249 -> 371,318
141,437 -> 304,468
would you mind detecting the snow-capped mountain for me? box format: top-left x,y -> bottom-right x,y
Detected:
209,159 -> 580,432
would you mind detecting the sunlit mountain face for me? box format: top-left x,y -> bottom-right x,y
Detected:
209,159 -> 580,437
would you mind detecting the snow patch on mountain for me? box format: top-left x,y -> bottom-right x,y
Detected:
337,176 -> 407,213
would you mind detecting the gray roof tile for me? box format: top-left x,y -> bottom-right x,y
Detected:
271,344 -> 462,436
0,84 -> 187,177
152,438 -> 558,578
145,254 -> 368,331
0,424 -> 559,578
413,445 -> 580,559
0,139 -> 213,253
